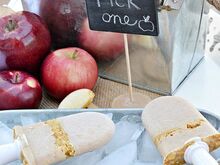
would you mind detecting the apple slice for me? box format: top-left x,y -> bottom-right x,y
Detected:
0,6 -> 14,17
58,89 -> 95,109
87,103 -> 98,109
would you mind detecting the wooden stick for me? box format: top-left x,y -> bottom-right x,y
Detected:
123,34 -> 133,102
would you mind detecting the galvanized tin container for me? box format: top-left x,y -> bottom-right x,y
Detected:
98,0 -> 209,95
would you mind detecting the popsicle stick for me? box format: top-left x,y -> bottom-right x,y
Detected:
123,34 -> 133,102
184,139 -> 218,165
0,140 -> 21,165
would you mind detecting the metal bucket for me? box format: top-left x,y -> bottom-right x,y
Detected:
98,0 -> 210,95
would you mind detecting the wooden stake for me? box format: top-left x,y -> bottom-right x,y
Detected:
123,34 -> 133,102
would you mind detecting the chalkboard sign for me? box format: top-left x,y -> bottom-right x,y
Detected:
85,0 -> 159,36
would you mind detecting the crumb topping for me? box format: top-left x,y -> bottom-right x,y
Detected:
45,119 -> 75,157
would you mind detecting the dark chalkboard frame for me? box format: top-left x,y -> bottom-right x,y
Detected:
85,0 -> 159,36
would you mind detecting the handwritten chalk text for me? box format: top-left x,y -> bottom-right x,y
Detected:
97,0 -> 141,10
102,13 -> 155,32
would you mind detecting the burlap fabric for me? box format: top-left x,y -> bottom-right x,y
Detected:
0,0 -> 10,5
207,0 -> 220,11
40,78 -> 161,109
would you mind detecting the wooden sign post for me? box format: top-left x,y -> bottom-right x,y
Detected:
123,33 -> 133,101
85,0 -> 159,107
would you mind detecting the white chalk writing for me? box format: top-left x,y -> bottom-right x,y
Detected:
128,0 -> 140,10
138,16 -> 155,32
102,13 -> 138,26
102,13 -> 155,32
115,0 -> 125,7
97,0 -> 140,10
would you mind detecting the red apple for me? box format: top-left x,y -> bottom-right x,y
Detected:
0,71 -> 42,110
78,19 -> 124,61
0,11 -> 51,74
39,0 -> 86,48
41,47 -> 98,100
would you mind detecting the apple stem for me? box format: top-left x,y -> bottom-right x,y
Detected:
70,50 -> 78,59
5,19 -> 17,32
13,72 -> 20,83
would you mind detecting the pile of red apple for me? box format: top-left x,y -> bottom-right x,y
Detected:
0,3 -> 124,110
39,0 -> 125,61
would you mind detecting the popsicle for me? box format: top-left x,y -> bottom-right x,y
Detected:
142,96 -> 220,165
0,112 -> 115,165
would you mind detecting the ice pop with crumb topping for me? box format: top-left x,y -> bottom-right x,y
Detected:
142,96 -> 220,165
0,112 -> 115,165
